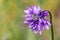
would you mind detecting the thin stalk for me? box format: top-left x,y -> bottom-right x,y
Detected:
49,11 -> 54,40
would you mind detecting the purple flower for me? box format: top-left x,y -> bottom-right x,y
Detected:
24,6 -> 51,35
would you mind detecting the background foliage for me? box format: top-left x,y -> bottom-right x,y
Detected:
0,0 -> 60,40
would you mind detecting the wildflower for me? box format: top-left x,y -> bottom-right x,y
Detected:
24,6 -> 50,35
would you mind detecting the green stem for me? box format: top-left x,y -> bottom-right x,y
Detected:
49,11 -> 54,40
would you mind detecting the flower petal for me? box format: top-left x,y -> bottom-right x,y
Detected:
39,31 -> 42,35
46,20 -> 51,26
43,10 -> 49,16
44,25 -> 49,30
33,6 -> 37,12
37,6 -> 42,11
24,21 -> 28,24
24,15 -> 31,18
33,30 -> 38,34
24,10 -> 30,14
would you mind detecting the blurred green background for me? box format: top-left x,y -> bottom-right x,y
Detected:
0,0 -> 60,40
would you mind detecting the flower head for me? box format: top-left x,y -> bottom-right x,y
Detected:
24,6 -> 50,35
